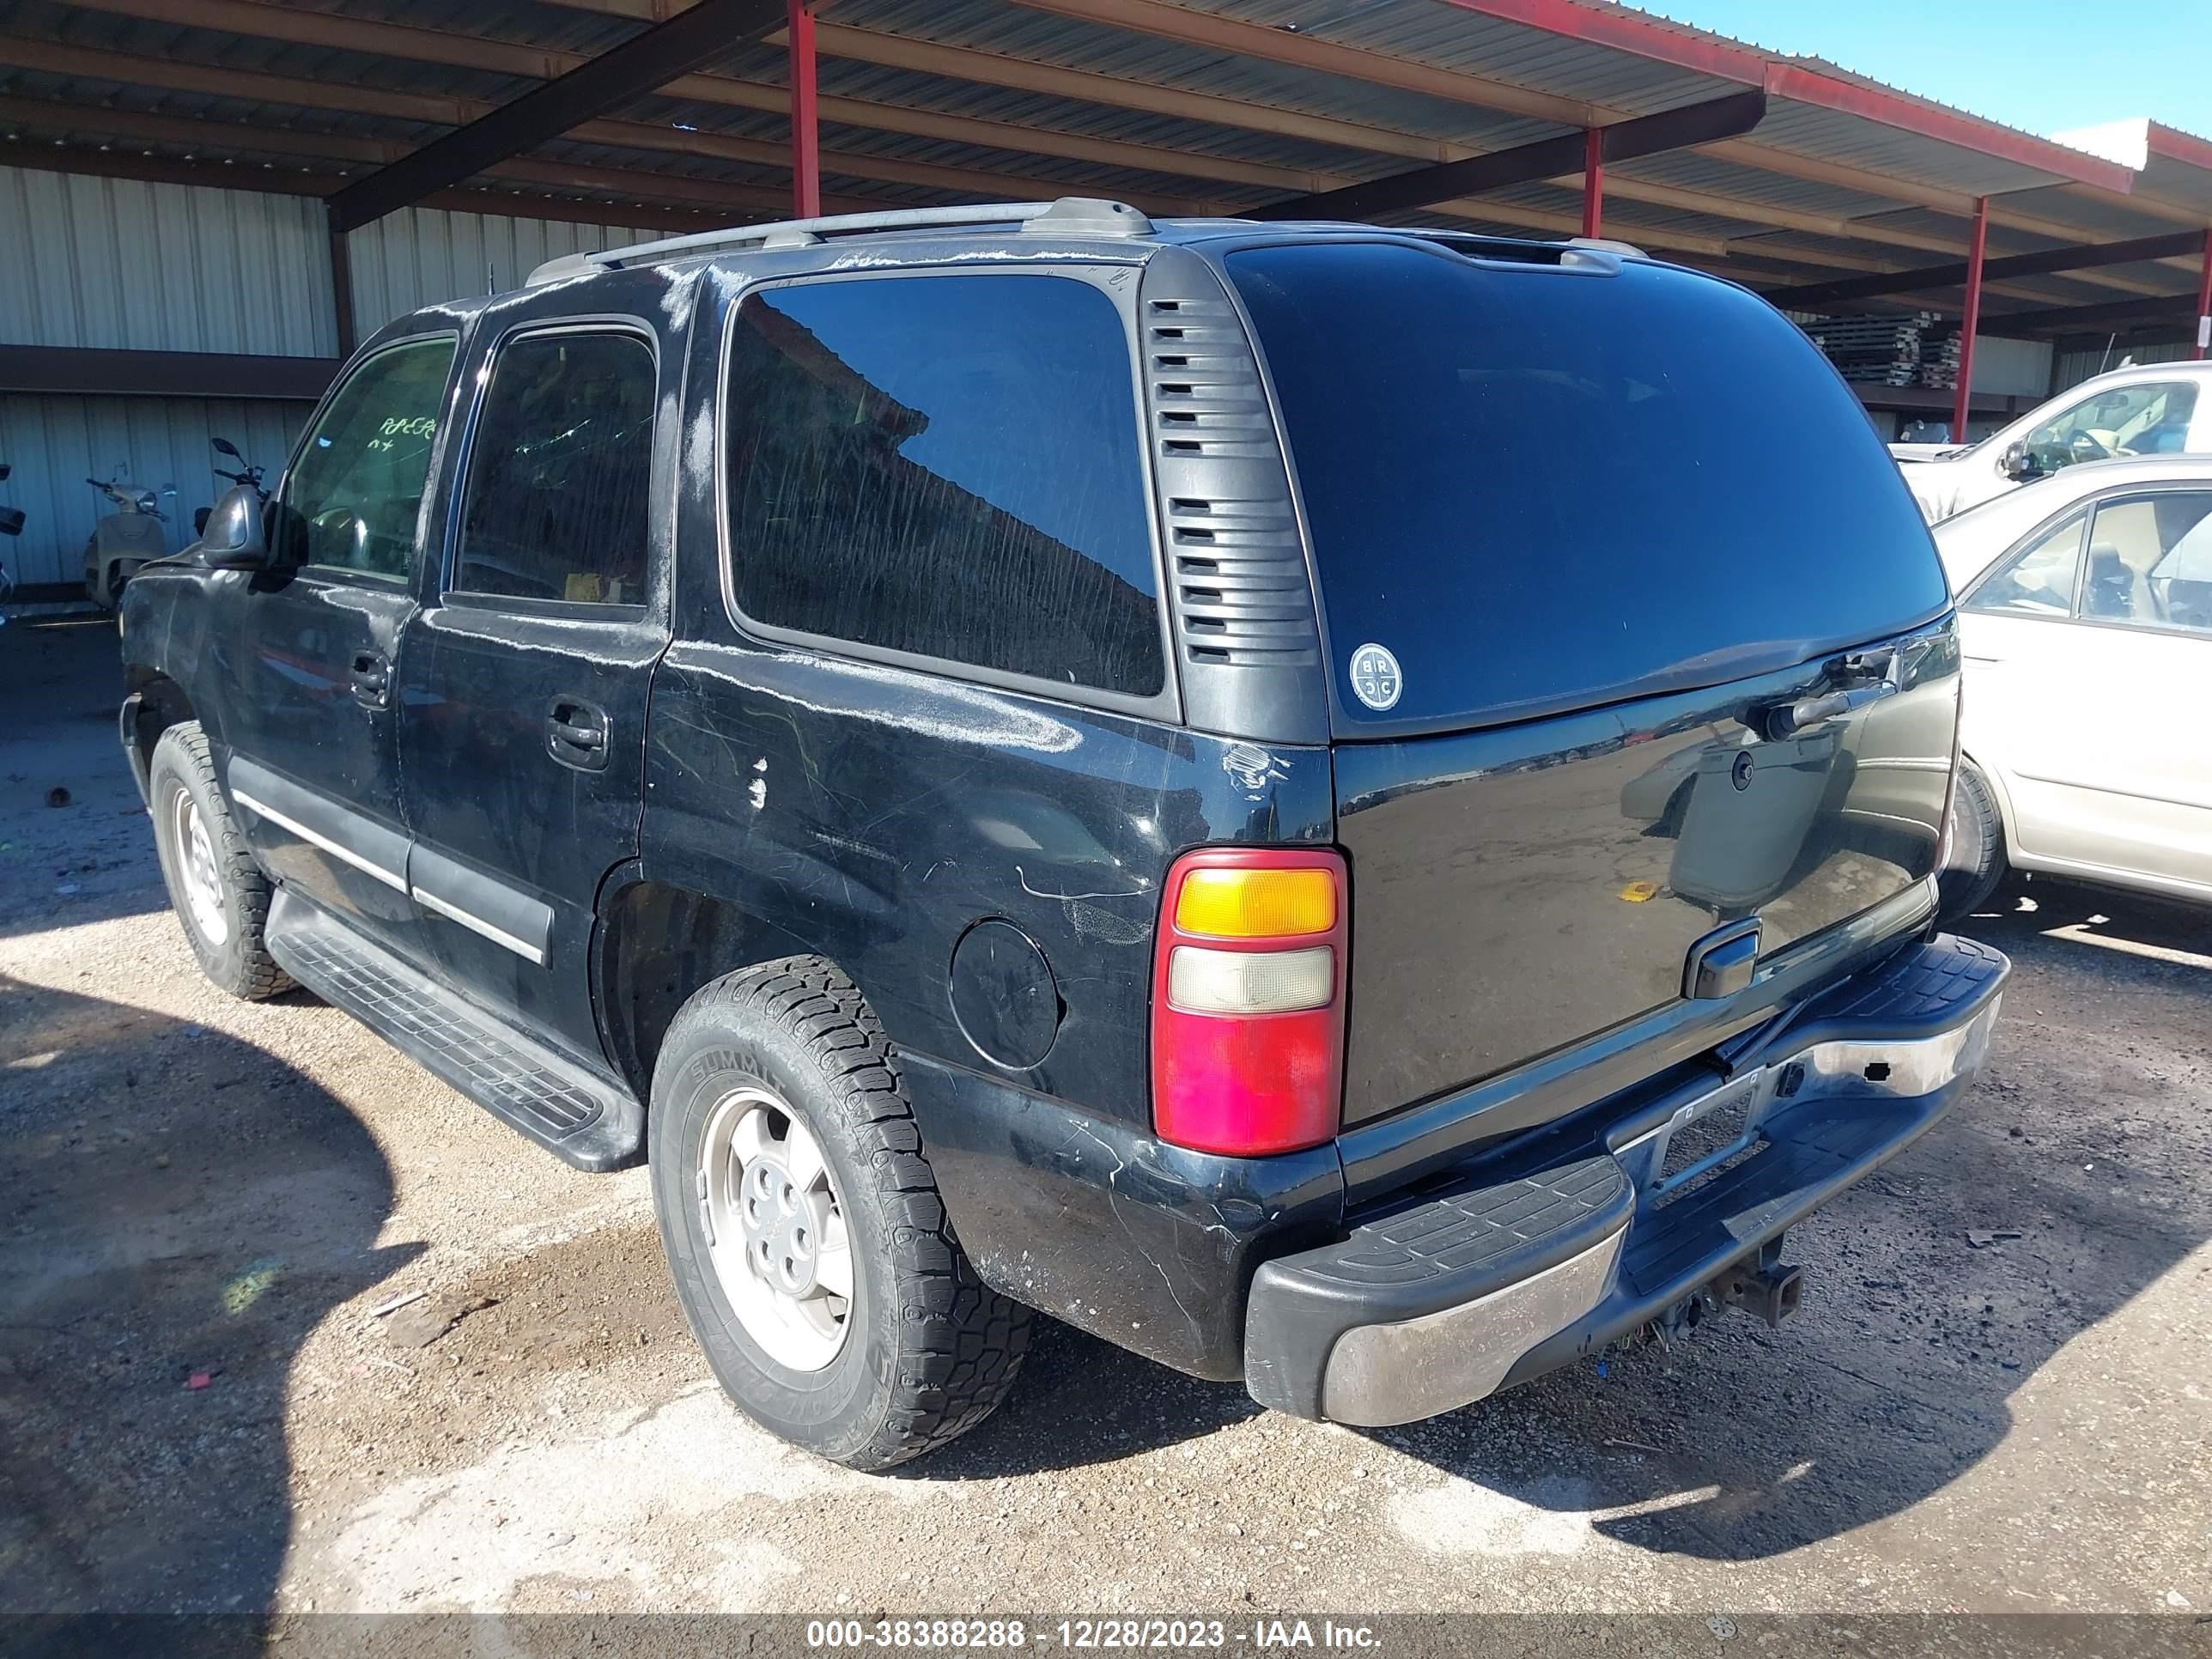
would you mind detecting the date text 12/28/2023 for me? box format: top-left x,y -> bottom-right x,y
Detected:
804,1620 -> 1383,1650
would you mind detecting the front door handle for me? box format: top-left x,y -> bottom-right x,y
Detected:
349,651 -> 390,709
546,696 -> 611,771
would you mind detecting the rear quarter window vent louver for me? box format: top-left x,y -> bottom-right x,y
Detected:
1137,247 -> 1328,745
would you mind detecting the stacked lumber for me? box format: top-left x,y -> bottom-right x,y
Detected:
1804,313 -> 1943,386
1917,325 -> 1963,391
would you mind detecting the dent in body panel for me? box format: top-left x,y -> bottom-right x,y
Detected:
640,638 -> 1333,1128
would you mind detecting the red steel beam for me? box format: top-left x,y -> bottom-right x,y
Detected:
1432,0 -> 2137,194
1954,197 -> 1990,443
1580,125 -> 1601,238
2197,229 -> 2212,360
787,0 -> 820,218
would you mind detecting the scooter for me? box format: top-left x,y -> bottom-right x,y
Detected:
82,473 -> 170,610
0,462 -> 21,620
193,436 -> 270,538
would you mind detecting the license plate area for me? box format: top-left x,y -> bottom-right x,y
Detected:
1614,1066 -> 1773,1207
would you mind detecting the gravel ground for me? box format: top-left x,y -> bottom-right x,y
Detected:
2,616 -> 2207,1632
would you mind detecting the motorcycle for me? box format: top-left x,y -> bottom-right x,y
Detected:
82,472 -> 171,610
194,437 -> 270,538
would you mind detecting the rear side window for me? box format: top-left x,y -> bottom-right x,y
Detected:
723,273 -> 1164,698
1227,242 -> 1950,731
453,331 -> 655,606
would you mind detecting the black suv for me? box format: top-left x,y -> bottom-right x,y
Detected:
118,198 -> 2006,1468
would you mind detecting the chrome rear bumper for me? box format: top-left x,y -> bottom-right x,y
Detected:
1244,935 -> 2008,1425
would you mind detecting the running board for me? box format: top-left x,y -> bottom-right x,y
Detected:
265,889 -> 642,1172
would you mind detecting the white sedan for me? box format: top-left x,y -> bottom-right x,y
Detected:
1896,360 -> 2212,522
1933,456 -> 2212,920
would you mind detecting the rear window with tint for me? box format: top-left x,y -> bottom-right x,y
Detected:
723,273 -> 1164,699
1227,242 -> 1949,732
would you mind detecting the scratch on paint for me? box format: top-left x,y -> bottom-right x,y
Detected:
1014,865 -> 1152,902
1221,743 -> 1290,797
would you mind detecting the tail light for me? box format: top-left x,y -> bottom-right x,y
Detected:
1151,848 -> 1348,1156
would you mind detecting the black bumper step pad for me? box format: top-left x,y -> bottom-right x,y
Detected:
266,890 -> 641,1171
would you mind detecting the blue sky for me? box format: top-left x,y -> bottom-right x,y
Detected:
1638,2 -> 2212,140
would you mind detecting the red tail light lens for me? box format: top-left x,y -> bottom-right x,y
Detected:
1151,848 -> 1348,1157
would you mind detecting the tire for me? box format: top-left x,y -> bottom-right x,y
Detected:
147,722 -> 294,1000
1936,762 -> 2007,927
649,957 -> 1030,1469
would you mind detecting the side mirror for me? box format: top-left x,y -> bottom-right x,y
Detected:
212,437 -> 242,459
199,483 -> 269,569
2002,441 -> 2039,482
0,506 -> 22,537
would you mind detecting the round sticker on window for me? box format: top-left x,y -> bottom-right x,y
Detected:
1348,643 -> 1402,712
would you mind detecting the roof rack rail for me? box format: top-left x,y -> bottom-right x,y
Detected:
526,197 -> 1154,286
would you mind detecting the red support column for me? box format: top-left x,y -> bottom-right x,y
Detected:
2194,228 -> 2212,360
1580,125 -> 1603,239
787,0 -> 820,219
1951,195 -> 1989,446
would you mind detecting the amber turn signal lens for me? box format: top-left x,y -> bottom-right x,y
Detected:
1173,866 -> 1338,938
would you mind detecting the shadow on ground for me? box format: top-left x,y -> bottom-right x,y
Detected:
0,614 -> 165,942
0,971 -> 416,1632
930,873 -> 2209,1561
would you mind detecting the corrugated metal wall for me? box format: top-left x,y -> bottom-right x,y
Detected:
0,395 -> 298,589
0,166 -> 335,356
2053,339 -> 2195,394
345,206 -> 659,340
1,166 -> 668,597
1969,336 -> 2052,398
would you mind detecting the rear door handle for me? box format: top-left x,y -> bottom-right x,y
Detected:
349,651 -> 390,709
546,697 -> 611,770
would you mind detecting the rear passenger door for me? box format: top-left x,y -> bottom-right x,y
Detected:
395,317 -> 669,1065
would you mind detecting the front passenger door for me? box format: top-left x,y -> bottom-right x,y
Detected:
222,334 -> 458,959
395,323 -> 665,1066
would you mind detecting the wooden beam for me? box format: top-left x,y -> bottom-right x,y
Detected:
1253,91 -> 1765,222
1,140 -> 732,231
1977,292 -> 2193,336
1434,0 -> 2136,189
1007,0 -> 1600,125
1775,229 -> 2205,311
46,0 -> 2169,297
0,32 -> 1319,195
1,99 -> 814,222
0,86 -> 1228,219
325,0 -> 788,230
0,343 -> 338,400
0,140 -> 348,197
0,94 -> 2081,306
40,0 -> 2184,304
